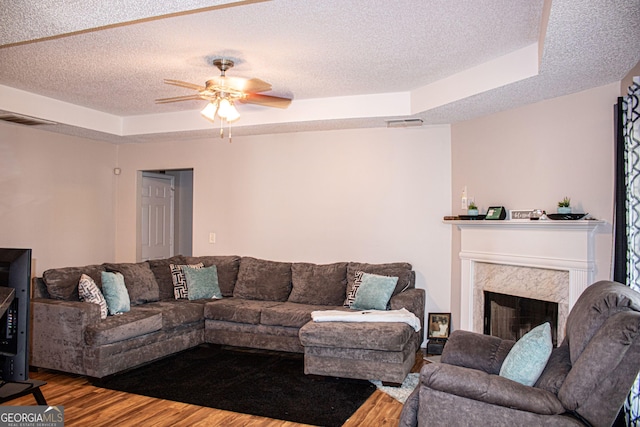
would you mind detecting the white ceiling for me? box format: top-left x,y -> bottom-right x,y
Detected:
0,0 -> 638,143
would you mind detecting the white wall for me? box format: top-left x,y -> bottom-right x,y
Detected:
116,126 -> 453,314
0,122 -> 118,274
449,82 -> 619,330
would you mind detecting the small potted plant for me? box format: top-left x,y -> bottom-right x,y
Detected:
558,197 -> 571,214
467,201 -> 479,216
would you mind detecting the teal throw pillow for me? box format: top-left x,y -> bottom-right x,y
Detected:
351,272 -> 398,311
499,322 -> 553,386
183,265 -> 222,300
101,271 -> 130,315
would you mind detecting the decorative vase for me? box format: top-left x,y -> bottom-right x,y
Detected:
467,209 -> 479,216
558,207 -> 571,214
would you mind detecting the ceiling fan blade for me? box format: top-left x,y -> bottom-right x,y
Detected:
239,93 -> 292,109
155,94 -> 204,104
163,79 -> 206,91
244,78 -> 272,93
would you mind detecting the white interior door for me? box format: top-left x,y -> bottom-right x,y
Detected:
140,172 -> 174,261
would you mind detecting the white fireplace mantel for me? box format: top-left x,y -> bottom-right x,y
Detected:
449,220 -> 603,340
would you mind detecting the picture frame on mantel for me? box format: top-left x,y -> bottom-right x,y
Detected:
510,209 -> 534,220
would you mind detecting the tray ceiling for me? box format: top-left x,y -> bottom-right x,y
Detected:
0,0 -> 638,143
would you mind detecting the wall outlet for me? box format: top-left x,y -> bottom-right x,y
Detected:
209,232 -> 216,244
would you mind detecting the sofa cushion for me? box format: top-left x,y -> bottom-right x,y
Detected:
43,264 -> 105,301
535,342 -> 571,395
233,257 -> 292,302
183,265 -> 222,300
78,274 -> 108,320
185,255 -> 241,297
299,321 -> 415,352
261,302 -> 342,328
84,308 -> 162,346
101,271 -> 130,315
204,298 -> 280,324
148,255 -> 186,300
138,301 -> 204,329
288,262 -> 348,306
103,262 -> 160,305
346,262 -> 413,300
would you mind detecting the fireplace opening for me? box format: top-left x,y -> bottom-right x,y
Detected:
484,291 -> 558,347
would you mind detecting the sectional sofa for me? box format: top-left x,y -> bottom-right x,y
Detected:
31,255 -> 424,383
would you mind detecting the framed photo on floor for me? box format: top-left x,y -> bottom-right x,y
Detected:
427,312 -> 451,339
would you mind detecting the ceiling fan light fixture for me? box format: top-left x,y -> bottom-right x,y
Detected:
224,103 -> 240,122
217,98 -> 233,118
201,101 -> 218,121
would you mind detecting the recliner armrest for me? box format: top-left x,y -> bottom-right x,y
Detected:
441,329 -> 515,374
421,362 -> 565,415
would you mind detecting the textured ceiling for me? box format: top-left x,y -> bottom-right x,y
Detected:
0,0 -> 638,143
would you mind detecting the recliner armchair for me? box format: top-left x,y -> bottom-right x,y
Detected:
399,281 -> 640,426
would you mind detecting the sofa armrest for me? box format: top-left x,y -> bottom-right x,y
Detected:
421,362 -> 565,415
31,298 -> 101,347
390,288 -> 425,342
390,288 -> 424,320
441,329 -> 515,374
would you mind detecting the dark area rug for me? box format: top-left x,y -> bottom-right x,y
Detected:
91,344 -> 376,426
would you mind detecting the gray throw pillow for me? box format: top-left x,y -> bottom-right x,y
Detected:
43,264 -> 105,301
289,262 -> 348,306
233,257 -> 292,302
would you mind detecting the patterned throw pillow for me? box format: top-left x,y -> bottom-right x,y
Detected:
344,271 -> 365,307
78,274 -> 108,319
170,263 -> 204,299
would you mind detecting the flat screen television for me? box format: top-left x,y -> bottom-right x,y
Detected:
0,248 -> 31,382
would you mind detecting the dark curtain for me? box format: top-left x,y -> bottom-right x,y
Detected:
615,80 -> 640,426
615,97 -> 627,283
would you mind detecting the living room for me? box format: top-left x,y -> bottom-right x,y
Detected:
1,0 -> 638,330
1,1 -> 640,425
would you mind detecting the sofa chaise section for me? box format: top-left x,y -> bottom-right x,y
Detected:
31,259 -> 207,378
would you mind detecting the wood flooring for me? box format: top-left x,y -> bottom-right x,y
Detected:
3,352 -> 426,426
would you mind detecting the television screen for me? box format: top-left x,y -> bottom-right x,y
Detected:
0,248 -> 32,382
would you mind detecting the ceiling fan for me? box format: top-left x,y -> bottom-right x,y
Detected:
156,58 -> 292,126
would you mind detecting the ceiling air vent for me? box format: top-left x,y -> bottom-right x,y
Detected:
386,118 -> 423,128
0,113 -> 57,126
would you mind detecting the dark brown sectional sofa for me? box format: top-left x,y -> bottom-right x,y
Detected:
31,255 -> 424,383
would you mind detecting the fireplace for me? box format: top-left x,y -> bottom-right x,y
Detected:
484,291 -> 558,346
452,219 -> 602,345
